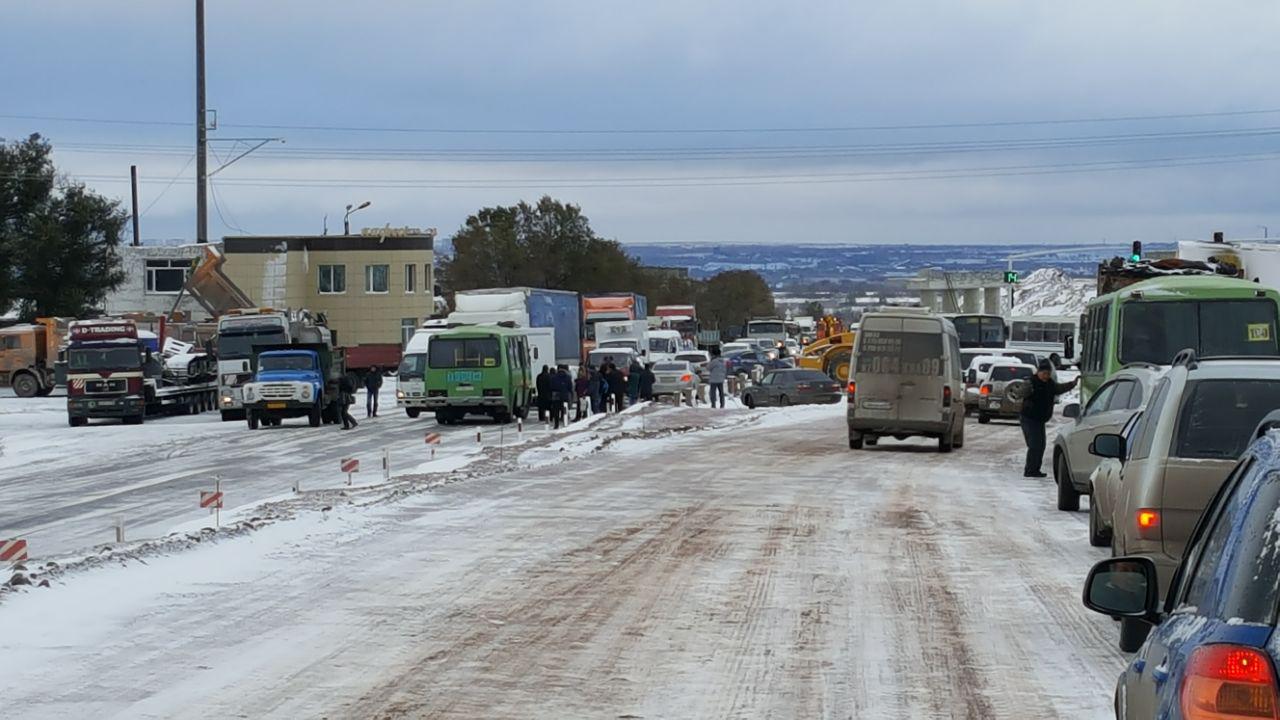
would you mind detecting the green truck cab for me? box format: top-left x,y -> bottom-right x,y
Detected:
423,325 -> 533,424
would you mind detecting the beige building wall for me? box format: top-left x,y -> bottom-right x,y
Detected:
221,235 -> 435,348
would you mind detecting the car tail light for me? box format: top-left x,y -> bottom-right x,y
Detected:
1136,508 -> 1161,540
797,383 -> 811,390
979,384 -> 992,396
847,380 -> 856,401
1181,644 -> 1280,720
483,388 -> 503,397
943,385 -> 952,407
680,374 -> 692,382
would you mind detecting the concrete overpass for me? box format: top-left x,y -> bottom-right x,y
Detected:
906,268 -> 1006,314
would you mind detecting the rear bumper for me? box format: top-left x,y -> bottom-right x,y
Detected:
847,410 -> 955,437
68,395 -> 143,417
423,397 -> 507,409
978,397 -> 1021,416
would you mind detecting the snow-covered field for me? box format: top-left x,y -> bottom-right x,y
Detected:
0,397 -> 1124,719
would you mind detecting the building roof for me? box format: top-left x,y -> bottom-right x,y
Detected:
222,234 -> 434,253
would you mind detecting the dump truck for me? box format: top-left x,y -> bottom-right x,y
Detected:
241,343 -> 346,429
216,308 -> 333,421
0,317 -> 67,397
65,319 -> 218,426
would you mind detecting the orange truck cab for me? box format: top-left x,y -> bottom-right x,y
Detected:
0,318 -> 65,397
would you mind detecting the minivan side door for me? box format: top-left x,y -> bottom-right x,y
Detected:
1067,378 -> 1140,487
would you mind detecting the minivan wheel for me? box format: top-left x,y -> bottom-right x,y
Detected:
848,432 -> 863,450
939,432 -> 954,453
1056,455 -> 1081,511
1088,498 -> 1112,547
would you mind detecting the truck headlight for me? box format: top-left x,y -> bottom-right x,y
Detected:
300,384 -> 312,400
396,389 -> 405,399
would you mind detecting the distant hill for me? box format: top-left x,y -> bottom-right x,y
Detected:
625,243 -> 1171,287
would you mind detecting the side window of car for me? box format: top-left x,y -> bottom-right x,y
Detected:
1085,382 -> 1117,416
1106,381 -> 1135,412
1179,459 -> 1255,614
1126,380 -> 1145,410
1130,378 -> 1171,460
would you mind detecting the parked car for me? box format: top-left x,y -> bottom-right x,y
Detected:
1082,424 -> 1280,718
962,354 -> 1009,414
1052,365 -> 1161,513
847,309 -> 965,452
741,369 -> 842,408
650,360 -> 699,403
975,362 -> 1036,424
723,349 -> 787,383
1088,352 -> 1280,648
1087,410 -> 1144,548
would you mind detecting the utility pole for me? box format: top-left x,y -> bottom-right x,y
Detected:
195,0 -> 208,243
130,165 -> 140,246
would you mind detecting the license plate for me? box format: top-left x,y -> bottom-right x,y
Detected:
267,401 -> 286,409
863,401 -> 892,410
988,401 -> 1002,409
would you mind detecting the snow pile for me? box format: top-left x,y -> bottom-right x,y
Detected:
1012,268 -> 1095,317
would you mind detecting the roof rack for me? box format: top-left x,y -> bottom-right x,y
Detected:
1171,348 -> 1198,370
1120,361 -> 1163,370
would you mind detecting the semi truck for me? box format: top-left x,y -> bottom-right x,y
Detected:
653,304 -> 697,341
449,288 -> 582,368
216,308 -> 332,421
241,343 -> 346,429
0,317 -> 67,397
582,293 -> 648,357
65,319 -> 218,426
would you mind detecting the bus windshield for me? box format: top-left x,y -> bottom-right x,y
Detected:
429,337 -> 502,369
1119,300 -> 1279,365
951,315 -> 1007,349
747,321 -> 785,335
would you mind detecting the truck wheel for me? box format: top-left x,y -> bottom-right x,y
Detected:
977,413 -> 991,424
742,393 -> 755,409
37,385 -> 55,397
405,407 -> 421,419
68,416 -> 87,427
12,373 -> 38,398
247,412 -> 259,430
308,404 -> 322,427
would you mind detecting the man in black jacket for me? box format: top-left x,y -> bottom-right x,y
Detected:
535,366 -> 551,421
1019,359 -> 1078,478
364,367 -> 383,418
338,374 -> 359,430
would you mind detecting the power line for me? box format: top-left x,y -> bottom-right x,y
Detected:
7,106 -> 1280,136
137,154 -> 196,217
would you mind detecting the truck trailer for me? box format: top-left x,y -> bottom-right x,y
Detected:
449,287 -> 582,368
582,293 -> 648,358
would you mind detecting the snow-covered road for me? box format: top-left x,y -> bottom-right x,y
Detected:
0,402 -> 1124,719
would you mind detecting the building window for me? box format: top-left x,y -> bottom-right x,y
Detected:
401,318 -> 416,346
404,264 -> 416,293
365,264 -> 389,294
145,259 -> 192,294
318,264 -> 346,294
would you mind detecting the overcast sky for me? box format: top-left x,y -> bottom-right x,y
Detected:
3,0 -> 1280,246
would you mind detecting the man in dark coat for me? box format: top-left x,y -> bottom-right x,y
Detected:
608,363 -> 628,412
1019,358 -> 1078,478
627,359 -> 643,405
587,365 -> 604,415
535,365 -> 552,421
639,363 -> 656,402
364,366 -> 383,418
338,374 -> 359,430
550,365 -> 574,429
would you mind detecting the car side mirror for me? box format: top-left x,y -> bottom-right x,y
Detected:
1082,556 -> 1159,619
1089,433 -> 1125,459
1062,403 -> 1081,419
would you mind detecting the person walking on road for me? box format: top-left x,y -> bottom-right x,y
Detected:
627,359 -> 643,405
608,363 -> 628,413
338,374 -> 359,430
574,366 -> 590,421
587,365 -> 604,415
1019,358 -> 1078,478
364,367 -> 383,418
707,350 -> 727,409
536,365 -> 552,421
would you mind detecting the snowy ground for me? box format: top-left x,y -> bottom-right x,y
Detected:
0,399 -> 1124,719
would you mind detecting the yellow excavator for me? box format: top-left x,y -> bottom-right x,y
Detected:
797,330 -> 856,382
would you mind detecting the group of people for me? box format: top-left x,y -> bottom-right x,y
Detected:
535,360 -> 659,429
335,365 -> 385,430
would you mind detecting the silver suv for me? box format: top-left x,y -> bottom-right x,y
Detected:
1051,365 -> 1160,513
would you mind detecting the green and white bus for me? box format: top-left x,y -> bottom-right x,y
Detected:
422,325 -> 533,424
1078,275 -> 1280,401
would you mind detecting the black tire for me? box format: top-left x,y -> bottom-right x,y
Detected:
939,432 -> 954,453
247,412 -> 259,430
865,435 -> 879,446
68,415 -> 87,427
848,432 -> 863,450
124,414 -> 144,425
954,421 -> 965,449
1056,454 -> 1081,511
1118,618 -> 1151,653
37,385 -> 55,397
308,404 -> 322,427
743,394 -> 755,409
1089,498 -> 1112,547
978,413 -> 991,425
778,394 -> 791,407
12,373 -> 39,398
220,409 -> 245,422
406,407 -> 421,419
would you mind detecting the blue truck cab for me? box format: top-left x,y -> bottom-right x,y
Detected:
242,345 -> 342,429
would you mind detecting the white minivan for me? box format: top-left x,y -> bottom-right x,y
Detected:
847,309 -> 966,452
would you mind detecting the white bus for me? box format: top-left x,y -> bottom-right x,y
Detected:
1008,315 -> 1078,364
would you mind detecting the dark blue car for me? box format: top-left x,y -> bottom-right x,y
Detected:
1083,422 -> 1280,718
723,349 -> 789,379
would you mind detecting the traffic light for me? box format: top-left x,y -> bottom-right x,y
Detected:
1003,270 -> 1019,284
1130,241 -> 1142,262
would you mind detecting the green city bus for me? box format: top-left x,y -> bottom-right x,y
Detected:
1078,275 -> 1280,401
423,325 -> 533,424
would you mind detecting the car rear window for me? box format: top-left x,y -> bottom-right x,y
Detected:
857,330 -> 943,376
990,366 -> 1033,382
1174,379 -> 1280,459
675,354 -> 706,363
653,363 -> 686,372
795,371 -> 834,383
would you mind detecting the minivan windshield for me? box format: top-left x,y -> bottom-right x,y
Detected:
398,353 -> 426,379
429,337 -> 502,369
1174,379 -> 1280,459
1120,300 -> 1280,365
857,331 -> 943,376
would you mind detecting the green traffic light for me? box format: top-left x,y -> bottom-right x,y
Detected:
1130,254 -> 1141,262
